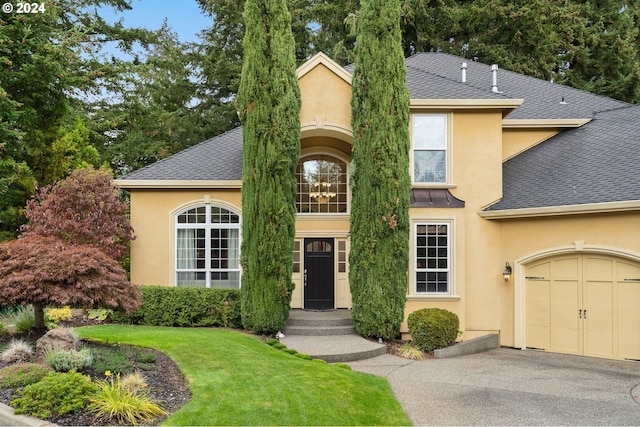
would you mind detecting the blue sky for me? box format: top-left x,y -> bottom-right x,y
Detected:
100,0 -> 212,42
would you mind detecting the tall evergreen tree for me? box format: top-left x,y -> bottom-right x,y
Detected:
349,0 -> 411,339
236,0 -> 301,333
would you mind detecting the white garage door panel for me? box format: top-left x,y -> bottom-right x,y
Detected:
526,254 -> 640,360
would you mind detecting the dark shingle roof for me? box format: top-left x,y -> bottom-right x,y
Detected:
121,53 -> 632,188
404,53 -> 628,119
122,127 -> 243,181
486,105 -> 640,211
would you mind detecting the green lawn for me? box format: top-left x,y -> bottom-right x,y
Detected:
75,325 -> 411,426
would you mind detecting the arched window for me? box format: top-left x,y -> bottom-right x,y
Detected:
175,205 -> 240,288
296,154 -> 348,213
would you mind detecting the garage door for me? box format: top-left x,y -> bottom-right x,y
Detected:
525,254 -> 640,360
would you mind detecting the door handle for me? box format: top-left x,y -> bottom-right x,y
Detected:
304,269 -> 307,286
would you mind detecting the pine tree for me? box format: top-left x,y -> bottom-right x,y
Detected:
349,0 -> 411,339
236,0 -> 301,333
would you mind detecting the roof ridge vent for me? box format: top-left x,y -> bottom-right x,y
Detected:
491,64 -> 503,93
461,62 -> 467,83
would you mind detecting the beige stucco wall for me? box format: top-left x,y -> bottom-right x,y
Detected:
298,62 -> 352,141
495,211 -> 640,347
402,110 -> 506,339
502,128 -> 559,160
129,189 -> 242,287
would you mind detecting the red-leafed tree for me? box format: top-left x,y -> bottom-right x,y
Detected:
0,235 -> 141,330
22,166 -> 134,261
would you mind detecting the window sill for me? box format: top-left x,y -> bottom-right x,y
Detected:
296,214 -> 350,220
407,294 -> 461,302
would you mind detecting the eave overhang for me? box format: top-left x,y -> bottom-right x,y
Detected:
116,180 -> 243,190
410,99 -> 523,118
479,200 -> 640,220
502,118 -> 591,129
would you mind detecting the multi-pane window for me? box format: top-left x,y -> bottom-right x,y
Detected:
413,114 -> 447,183
176,205 -> 240,289
296,155 -> 348,213
415,223 -> 450,293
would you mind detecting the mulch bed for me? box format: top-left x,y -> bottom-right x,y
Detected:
0,317 -> 191,426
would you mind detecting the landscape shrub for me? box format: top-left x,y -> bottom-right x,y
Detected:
407,308 -> 459,353
44,347 -> 93,372
88,372 -> 166,425
1,339 -> 33,364
45,306 -> 72,323
11,371 -> 98,419
0,363 -> 51,388
0,322 -> 9,337
112,286 -> 241,328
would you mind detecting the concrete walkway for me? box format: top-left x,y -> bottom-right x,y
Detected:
349,348 -> 640,426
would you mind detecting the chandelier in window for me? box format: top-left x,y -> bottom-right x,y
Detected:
309,181 -> 336,204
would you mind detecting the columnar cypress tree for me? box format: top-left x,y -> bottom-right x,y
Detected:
349,0 -> 411,339
236,0 -> 301,333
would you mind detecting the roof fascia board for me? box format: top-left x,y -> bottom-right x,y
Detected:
116,180 -> 243,189
479,200 -> 640,219
410,99 -> 524,109
503,118 -> 591,129
296,52 -> 352,84
411,99 -> 523,118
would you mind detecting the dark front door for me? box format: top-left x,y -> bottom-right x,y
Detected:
304,238 -> 334,310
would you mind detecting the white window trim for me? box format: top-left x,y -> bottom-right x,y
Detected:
174,203 -> 242,289
410,112 -> 453,187
409,218 -> 458,298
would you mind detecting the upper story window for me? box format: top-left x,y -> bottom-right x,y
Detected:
175,205 -> 240,289
412,114 -> 448,184
296,154 -> 348,214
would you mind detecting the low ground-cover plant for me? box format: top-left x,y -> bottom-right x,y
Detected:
88,371 -> 166,425
407,307 -> 460,353
44,347 -> 93,372
11,370 -> 99,419
112,286 -> 241,328
0,363 -> 52,388
91,346 -> 133,375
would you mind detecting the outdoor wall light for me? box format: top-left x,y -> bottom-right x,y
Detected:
503,262 -> 512,282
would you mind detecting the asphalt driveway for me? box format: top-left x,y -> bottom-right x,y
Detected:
349,348 -> 640,425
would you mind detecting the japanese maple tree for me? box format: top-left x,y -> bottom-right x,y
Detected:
22,166 -> 134,261
0,235 -> 141,330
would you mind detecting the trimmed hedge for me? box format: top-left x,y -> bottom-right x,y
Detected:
407,308 -> 459,353
112,286 -> 241,328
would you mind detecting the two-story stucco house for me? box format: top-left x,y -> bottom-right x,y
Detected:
117,52 -> 640,361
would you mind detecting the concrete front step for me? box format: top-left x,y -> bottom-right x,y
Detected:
284,324 -> 356,336
286,309 -> 353,327
280,334 -> 387,363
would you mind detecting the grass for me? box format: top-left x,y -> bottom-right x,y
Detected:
75,325 -> 411,426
